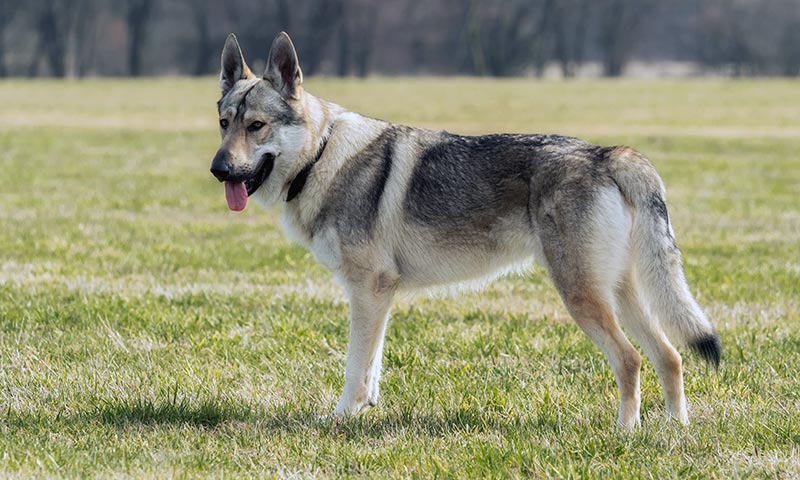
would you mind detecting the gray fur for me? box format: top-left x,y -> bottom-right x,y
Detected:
312,126 -> 402,243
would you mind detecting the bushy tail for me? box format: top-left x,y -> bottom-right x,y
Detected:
607,147 -> 721,367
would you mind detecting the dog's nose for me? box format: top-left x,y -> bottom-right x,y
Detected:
210,150 -> 232,181
210,164 -> 230,180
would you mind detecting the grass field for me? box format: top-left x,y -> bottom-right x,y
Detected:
1,77 -> 799,478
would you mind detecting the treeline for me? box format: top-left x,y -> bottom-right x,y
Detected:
1,0 -> 799,78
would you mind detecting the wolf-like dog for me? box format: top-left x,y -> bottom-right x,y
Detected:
210,32 -> 721,429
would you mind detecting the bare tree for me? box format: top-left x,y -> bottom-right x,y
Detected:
463,0 -> 487,75
275,0 -> 292,33
72,0 -> 98,77
693,0 -> 769,76
125,0 -> 155,76
352,2 -> 378,77
334,0 -> 379,77
0,0 -> 21,77
462,0 -> 553,77
779,20 -> 800,76
181,0 -> 213,75
337,0 -> 350,76
550,0 -> 589,78
530,0 -> 556,76
596,0 -> 654,77
28,0 -> 80,77
5,0 -> 800,78
297,0 -> 345,75
24,0 -> 99,77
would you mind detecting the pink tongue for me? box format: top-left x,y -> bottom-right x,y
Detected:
224,181 -> 248,211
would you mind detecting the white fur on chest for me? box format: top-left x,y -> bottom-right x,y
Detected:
309,226 -> 344,274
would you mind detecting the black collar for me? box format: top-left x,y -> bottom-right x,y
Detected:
286,123 -> 334,202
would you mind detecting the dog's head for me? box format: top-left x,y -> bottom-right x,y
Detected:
211,32 -> 308,211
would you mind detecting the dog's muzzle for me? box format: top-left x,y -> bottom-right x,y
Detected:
210,151 -> 275,196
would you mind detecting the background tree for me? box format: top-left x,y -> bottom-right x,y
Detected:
186,0 -> 212,76
779,20 -> 800,76
72,0 -> 98,77
334,0 -> 378,77
460,0 -> 554,77
125,0 -> 154,76
0,0 -> 22,77
549,0 -> 589,78
595,0 -> 655,77
0,0 -> 797,78
296,0 -> 345,76
28,0 -> 78,77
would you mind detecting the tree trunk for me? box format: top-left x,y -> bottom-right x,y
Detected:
600,0 -> 623,76
27,35 -> 42,77
276,0 -> 292,32
126,0 -> 154,76
552,0 -> 588,78
354,6 -> 377,78
780,21 -> 800,76
190,0 -> 211,76
0,0 -> 17,77
39,0 -> 67,77
336,1 -> 350,76
570,0 -> 589,77
530,0 -> 554,78
464,0 -> 486,76
302,0 -> 344,75
598,0 -> 651,77
73,0 -> 97,77
0,21 -> 5,77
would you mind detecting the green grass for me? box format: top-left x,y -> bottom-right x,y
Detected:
1,77 -> 799,478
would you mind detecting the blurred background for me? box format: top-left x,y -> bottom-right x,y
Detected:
1,0 -> 799,79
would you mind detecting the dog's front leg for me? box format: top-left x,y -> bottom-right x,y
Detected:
333,285 -> 393,417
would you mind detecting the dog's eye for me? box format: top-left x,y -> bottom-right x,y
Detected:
219,119 -> 229,129
248,121 -> 265,132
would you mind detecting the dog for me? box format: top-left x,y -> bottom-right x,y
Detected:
210,32 -> 721,430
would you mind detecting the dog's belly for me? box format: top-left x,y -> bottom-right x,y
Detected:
393,221 -> 547,291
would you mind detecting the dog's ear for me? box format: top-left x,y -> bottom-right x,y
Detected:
264,32 -> 303,99
220,33 -> 253,96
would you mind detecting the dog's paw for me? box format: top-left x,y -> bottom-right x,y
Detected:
334,393 -> 367,417
335,380 -> 370,416
365,381 -> 380,407
667,409 -> 689,426
317,412 -> 344,423
666,399 -> 689,425
366,390 -> 379,407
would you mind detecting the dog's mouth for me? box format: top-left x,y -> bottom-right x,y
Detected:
223,153 -> 275,211
245,152 -> 275,196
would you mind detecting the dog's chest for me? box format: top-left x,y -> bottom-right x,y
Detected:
309,228 -> 344,273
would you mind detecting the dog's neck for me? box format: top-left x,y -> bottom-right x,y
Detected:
285,119 -> 334,202
281,93 -> 343,203
300,93 -> 346,158
280,92 -> 391,246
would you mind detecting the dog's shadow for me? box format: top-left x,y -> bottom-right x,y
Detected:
90,397 -> 552,439
94,397 -> 254,428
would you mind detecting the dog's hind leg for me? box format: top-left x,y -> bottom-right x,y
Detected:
539,244 -> 642,429
615,273 -> 688,423
537,187 -> 642,429
334,281 -> 394,417
555,285 -> 642,430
